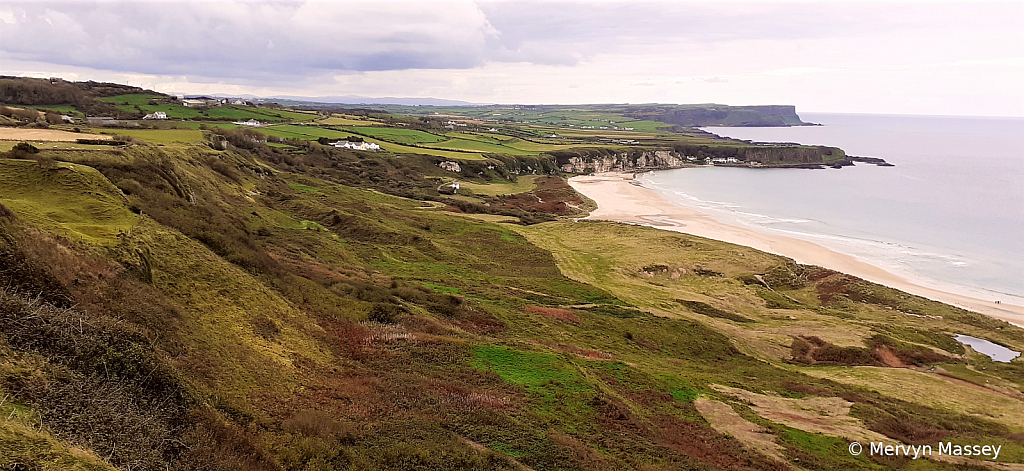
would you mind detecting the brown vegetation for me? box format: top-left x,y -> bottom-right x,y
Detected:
525,305 -> 579,323
790,335 -> 954,367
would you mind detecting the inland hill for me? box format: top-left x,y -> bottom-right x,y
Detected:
0,77 -> 1021,471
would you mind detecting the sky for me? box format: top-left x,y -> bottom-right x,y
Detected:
2,0 -> 1023,116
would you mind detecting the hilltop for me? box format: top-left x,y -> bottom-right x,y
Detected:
0,77 -> 1013,471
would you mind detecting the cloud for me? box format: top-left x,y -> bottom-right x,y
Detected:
7,0 -> 1018,81
0,1 -> 1021,115
0,1 -> 498,83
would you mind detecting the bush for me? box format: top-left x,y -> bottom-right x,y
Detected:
11,142 -> 39,154
368,303 -> 403,324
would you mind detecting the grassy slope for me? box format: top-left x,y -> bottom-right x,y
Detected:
0,138 -> 1020,470
0,159 -> 137,245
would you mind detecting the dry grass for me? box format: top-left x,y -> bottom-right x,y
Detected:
694,397 -> 789,466
712,384 -> 890,444
800,367 -> 1024,430
0,128 -> 109,142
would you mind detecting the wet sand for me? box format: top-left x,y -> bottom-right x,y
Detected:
569,172 -> 1024,327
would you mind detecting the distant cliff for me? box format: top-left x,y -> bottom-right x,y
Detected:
544,144 -> 854,173
625,105 -> 808,127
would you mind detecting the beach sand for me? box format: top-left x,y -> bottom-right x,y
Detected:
569,172 -> 1024,327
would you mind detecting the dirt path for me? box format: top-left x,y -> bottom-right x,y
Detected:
694,398 -> 791,467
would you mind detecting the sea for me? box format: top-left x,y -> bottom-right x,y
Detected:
639,113 -> 1024,305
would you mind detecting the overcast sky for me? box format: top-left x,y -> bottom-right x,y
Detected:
2,1 -> 1023,116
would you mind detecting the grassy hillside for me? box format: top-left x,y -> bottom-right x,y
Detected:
0,106 -> 1014,470
2,77 -> 857,168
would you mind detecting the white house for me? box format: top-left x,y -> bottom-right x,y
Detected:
142,111 -> 168,120
181,99 -> 207,108
232,119 -> 265,127
332,140 -> 381,151
231,99 -> 247,105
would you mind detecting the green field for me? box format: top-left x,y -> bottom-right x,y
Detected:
118,102 -> 203,119
317,114 -> 385,126
97,93 -> 165,106
343,126 -> 447,145
22,104 -> 82,116
431,136 -> 538,155
376,141 -> 484,160
459,175 -> 539,195
95,128 -> 204,144
205,106 -> 315,122
168,122 -> 239,130
260,124 -> 352,141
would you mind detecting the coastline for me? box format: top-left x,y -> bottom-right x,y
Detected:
568,172 -> 1024,327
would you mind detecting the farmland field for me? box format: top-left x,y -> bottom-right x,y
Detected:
0,128 -> 109,142
430,137 -> 537,155
0,141 -> 114,151
318,114 -> 384,126
97,93 -> 165,106
169,122 -> 239,130
123,103 -> 203,119
95,128 -> 203,144
375,141 -> 484,160
260,124 -> 352,141
22,104 -> 82,116
343,126 -> 447,145
205,106 -> 315,122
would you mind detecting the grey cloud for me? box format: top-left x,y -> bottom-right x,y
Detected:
1,0 -> 1020,85
1,1 -> 495,83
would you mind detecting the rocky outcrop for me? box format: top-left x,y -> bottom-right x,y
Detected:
555,149 -> 690,173
551,145 -> 865,173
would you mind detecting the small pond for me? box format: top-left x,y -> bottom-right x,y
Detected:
954,335 -> 1021,363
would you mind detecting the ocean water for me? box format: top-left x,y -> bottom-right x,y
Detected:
640,113 -> 1024,304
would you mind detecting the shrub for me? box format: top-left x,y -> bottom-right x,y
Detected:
11,142 -> 39,154
367,303 -> 403,324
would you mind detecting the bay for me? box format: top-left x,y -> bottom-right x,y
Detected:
640,113 -> 1024,303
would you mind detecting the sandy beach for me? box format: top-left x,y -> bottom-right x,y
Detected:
569,172 -> 1024,327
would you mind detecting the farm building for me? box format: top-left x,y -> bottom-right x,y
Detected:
143,111 -> 168,120
332,140 -> 380,151
438,181 -> 460,195
232,119 -> 265,127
